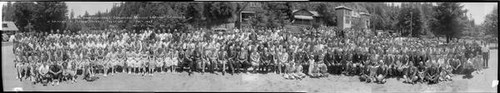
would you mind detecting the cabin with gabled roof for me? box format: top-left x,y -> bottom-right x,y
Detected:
292,9 -> 322,26
1,21 -> 19,35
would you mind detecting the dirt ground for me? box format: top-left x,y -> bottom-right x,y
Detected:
2,42 -> 498,92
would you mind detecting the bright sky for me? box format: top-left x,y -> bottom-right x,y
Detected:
0,2 -> 119,18
388,2 -> 497,25
1,2 -> 4,30
462,3 -> 497,25
66,2 -> 120,17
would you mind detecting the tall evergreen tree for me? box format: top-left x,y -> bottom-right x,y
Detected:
431,2 -> 468,43
397,3 -> 423,37
315,3 -> 336,26
12,2 -> 36,32
482,5 -> 498,37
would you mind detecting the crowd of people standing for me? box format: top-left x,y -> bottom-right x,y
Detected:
12,27 -> 490,86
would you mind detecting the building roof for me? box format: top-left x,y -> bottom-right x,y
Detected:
309,11 -> 320,17
335,6 -> 353,11
294,15 -> 314,20
292,9 -> 321,17
359,12 -> 370,16
1,21 -> 19,32
241,11 -> 256,14
241,2 -> 263,12
353,12 -> 360,17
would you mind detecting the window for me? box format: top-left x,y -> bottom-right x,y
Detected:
241,13 -> 254,24
249,3 -> 259,8
344,10 -> 352,25
345,10 -> 351,16
2,24 -> 7,28
346,16 -> 350,25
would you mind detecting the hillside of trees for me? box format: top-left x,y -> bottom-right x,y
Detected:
2,2 -> 497,42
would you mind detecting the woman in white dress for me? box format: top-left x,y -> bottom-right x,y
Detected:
156,48 -> 165,74
148,47 -> 156,76
164,47 -> 172,72
171,48 -> 179,73
77,49 -> 85,76
126,44 -> 134,74
131,47 -> 137,74
112,48 -> 119,75
474,55 -> 483,74
103,47 -> 112,76
117,48 -> 125,73
141,50 -> 148,76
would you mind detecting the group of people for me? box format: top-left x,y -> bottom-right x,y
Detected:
2,34 -> 16,42
12,27 -> 490,86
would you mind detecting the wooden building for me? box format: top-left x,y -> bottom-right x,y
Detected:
1,21 -> 19,35
335,6 -> 370,30
292,9 -> 322,26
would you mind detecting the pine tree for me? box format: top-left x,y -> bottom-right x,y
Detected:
431,2 -> 468,43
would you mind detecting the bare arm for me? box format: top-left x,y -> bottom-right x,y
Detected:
456,60 -> 461,70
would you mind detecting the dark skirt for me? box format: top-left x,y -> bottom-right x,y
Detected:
49,72 -> 62,79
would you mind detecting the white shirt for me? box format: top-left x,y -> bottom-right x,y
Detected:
482,44 -> 489,52
9,35 -> 16,42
